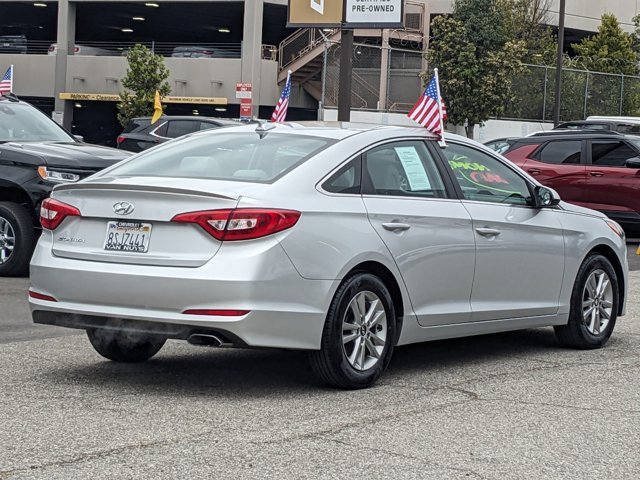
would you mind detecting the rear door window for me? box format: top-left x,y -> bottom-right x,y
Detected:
362,141 -> 448,198
166,120 -> 198,138
536,140 -> 582,164
591,141 -> 637,167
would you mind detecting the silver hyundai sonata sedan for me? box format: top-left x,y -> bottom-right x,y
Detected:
29,122 -> 628,389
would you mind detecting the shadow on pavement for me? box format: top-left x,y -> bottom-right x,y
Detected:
41,327 -> 579,396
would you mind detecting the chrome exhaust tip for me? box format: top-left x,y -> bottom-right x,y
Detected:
187,333 -> 224,347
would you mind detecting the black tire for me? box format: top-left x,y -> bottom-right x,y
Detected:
554,254 -> 619,349
0,201 -> 36,277
310,273 -> 397,389
87,329 -> 166,363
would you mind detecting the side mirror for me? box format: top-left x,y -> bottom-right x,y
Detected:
534,185 -> 560,208
625,157 -> 640,168
73,135 -> 84,142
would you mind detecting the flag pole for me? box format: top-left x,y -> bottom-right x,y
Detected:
434,68 -> 446,148
10,64 -> 14,93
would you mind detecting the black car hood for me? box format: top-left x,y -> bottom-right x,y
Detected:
1,142 -> 131,169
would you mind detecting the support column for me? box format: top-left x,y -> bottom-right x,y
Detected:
421,0 -> 430,74
378,29 -> 390,111
337,29 -> 353,122
241,0 -> 264,118
54,0 -> 75,130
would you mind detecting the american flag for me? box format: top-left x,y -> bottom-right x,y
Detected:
0,65 -> 13,95
408,73 -> 445,135
271,71 -> 292,123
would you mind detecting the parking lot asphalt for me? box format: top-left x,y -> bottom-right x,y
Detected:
1,261 -> 639,478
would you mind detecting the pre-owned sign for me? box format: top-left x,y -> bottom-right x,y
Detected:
344,0 -> 403,28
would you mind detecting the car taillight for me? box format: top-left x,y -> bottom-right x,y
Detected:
116,135 -> 125,145
171,208 -> 300,241
40,198 -> 81,230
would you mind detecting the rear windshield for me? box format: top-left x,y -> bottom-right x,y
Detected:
107,132 -> 333,183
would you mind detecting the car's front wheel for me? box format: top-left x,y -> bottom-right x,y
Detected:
310,273 -> 397,389
555,253 -> 619,349
0,202 -> 35,277
87,329 -> 166,362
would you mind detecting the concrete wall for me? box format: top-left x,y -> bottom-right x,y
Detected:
3,54 -> 280,106
1,55 -> 56,97
429,0 -> 640,33
320,108 -> 554,141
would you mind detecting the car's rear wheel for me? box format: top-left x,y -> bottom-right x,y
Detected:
87,329 -> 166,362
310,273 -> 396,389
555,254 -> 619,349
0,202 -> 35,277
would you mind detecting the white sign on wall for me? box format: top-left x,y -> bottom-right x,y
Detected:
344,0 -> 403,27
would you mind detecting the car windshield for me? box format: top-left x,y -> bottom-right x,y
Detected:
107,132 -> 333,183
0,103 -> 75,143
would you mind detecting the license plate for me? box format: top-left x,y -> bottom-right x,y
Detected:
104,221 -> 152,253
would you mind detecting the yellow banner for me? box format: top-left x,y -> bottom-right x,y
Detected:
59,93 -> 228,105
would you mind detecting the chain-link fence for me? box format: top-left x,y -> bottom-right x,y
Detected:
505,64 -> 640,121
319,42 -> 640,121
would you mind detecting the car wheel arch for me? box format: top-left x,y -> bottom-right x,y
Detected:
0,185 -> 36,224
344,260 -> 405,340
582,244 -> 625,316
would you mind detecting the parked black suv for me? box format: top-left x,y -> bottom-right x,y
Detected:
117,115 -> 239,152
0,94 -> 131,276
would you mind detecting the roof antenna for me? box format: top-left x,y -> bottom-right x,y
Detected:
255,122 -> 276,139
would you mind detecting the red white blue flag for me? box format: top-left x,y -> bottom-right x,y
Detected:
408,69 -> 446,136
0,65 -> 13,95
271,70 -> 292,123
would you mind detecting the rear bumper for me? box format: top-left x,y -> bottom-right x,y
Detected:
29,232 -> 337,350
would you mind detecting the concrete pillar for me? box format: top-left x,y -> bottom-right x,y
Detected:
241,0 -> 264,117
378,29 -> 390,111
421,0 -> 430,74
54,0 -> 76,130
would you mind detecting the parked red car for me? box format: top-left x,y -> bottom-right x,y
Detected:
489,130 -> 640,235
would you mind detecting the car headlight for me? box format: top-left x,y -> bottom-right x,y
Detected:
604,219 -> 625,239
37,166 -> 80,183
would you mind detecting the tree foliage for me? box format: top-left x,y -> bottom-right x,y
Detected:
427,0 -> 526,137
117,45 -> 171,127
572,13 -> 638,75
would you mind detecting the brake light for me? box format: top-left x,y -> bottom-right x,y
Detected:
116,135 -> 126,145
29,290 -> 57,302
40,198 -> 81,230
183,309 -> 250,316
171,208 -> 300,241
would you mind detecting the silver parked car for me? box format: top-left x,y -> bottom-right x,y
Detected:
29,123 -> 628,389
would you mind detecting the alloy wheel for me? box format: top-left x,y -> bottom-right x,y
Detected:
582,269 -> 614,335
0,216 -> 15,264
342,291 -> 388,371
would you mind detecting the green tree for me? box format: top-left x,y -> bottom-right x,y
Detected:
572,13 -> 638,75
570,14 -> 639,117
427,0 -> 526,137
117,44 -> 171,127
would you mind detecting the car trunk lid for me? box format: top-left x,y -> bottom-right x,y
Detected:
50,177 -> 244,267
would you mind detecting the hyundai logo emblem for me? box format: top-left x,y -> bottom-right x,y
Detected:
113,201 -> 134,216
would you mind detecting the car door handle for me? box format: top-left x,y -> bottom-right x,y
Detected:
589,171 -> 604,177
382,223 -> 411,232
527,168 -> 541,175
475,227 -> 501,237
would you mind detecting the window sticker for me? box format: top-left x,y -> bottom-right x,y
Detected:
394,146 -> 431,190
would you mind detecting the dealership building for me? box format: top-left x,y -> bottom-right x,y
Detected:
0,0 -> 637,145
